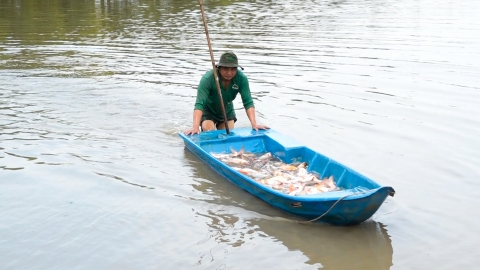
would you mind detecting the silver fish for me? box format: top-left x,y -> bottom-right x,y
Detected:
235,167 -> 269,180
211,153 -> 231,159
224,158 -> 249,166
212,149 -> 340,195
258,152 -> 272,161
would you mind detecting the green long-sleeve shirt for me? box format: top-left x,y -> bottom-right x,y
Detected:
194,69 -> 254,120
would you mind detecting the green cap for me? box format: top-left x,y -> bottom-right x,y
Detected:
216,52 -> 244,70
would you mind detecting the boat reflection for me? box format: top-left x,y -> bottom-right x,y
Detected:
182,148 -> 393,269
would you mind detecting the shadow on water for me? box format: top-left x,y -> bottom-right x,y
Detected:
182,148 -> 393,269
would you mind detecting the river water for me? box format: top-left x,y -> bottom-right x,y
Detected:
1,0 -> 479,269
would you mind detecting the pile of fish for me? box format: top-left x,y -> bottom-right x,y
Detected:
210,147 -> 340,196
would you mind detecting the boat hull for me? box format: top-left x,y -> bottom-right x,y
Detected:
179,128 -> 395,226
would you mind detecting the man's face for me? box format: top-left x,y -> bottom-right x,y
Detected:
218,66 -> 237,80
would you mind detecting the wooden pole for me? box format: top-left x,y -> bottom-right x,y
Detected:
198,0 -> 230,134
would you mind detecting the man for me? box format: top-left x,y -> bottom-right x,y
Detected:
184,52 -> 269,135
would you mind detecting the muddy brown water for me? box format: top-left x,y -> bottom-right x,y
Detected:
1,0 -> 479,269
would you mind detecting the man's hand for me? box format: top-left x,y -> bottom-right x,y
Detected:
252,124 -> 270,131
184,127 -> 201,135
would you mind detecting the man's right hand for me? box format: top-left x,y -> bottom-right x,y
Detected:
184,127 -> 201,135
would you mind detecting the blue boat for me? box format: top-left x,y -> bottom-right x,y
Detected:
179,128 -> 395,226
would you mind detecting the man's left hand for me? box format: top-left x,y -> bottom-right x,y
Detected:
252,124 -> 270,131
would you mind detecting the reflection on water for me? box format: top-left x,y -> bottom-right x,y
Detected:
252,219 -> 393,269
0,0 -> 204,78
183,148 -> 393,269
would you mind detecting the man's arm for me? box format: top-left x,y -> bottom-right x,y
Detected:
184,109 -> 203,135
246,107 -> 269,131
185,71 -> 212,135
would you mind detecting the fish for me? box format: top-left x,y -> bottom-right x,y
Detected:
280,164 -> 297,171
258,152 -> 272,161
298,162 -> 308,169
288,182 -> 305,196
211,149 -> 340,196
303,186 -> 319,195
230,146 -> 245,157
235,168 -> 269,179
297,167 -> 308,177
264,175 -> 290,184
252,161 -> 266,170
271,182 -> 284,190
241,153 -> 257,159
302,179 -> 320,186
210,153 -> 231,159
315,176 -> 337,192
224,158 -> 249,166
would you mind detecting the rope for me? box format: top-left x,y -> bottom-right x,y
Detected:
297,191 -> 369,224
